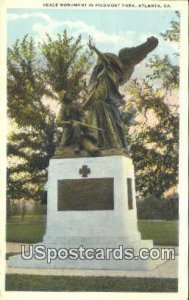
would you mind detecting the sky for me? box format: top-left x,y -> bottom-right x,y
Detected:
7,9 -> 179,82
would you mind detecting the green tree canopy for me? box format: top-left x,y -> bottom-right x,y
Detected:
123,11 -> 179,198
124,80 -> 178,198
7,32 -> 92,203
146,11 -> 180,91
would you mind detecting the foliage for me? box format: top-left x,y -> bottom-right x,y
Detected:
7,33 -> 91,204
7,36 -> 54,125
39,31 -> 92,124
123,12 -> 179,200
146,55 -> 179,91
137,196 -> 162,220
40,32 -> 92,95
161,194 -> 179,220
7,201 -> 47,218
124,80 -> 179,198
161,11 -> 180,43
137,194 -> 178,220
7,36 -> 56,203
146,11 -> 180,91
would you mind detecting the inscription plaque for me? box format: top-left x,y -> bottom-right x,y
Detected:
127,178 -> 133,209
58,178 -> 114,211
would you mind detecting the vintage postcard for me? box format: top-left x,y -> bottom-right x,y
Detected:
0,0 -> 188,299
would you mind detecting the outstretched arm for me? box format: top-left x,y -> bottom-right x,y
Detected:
88,39 -> 109,65
118,36 -> 158,66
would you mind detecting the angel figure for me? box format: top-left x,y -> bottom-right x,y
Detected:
83,37 -> 158,150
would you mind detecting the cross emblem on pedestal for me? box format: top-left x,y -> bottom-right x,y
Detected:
79,165 -> 91,178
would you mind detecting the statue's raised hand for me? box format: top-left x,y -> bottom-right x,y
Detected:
88,38 -> 96,51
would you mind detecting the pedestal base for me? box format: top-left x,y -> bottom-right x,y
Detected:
8,240 -> 163,271
8,156 -> 163,271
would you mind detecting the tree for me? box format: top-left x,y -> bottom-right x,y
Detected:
124,80 -> 179,198
7,36 -> 56,204
161,11 -> 180,43
123,12 -> 179,198
39,31 -> 92,125
7,32 -> 92,205
146,11 -> 180,91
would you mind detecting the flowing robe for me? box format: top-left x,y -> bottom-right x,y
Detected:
85,59 -> 126,149
85,37 -> 158,150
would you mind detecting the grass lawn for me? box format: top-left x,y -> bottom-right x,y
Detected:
7,215 -> 46,243
6,216 -> 178,292
138,220 -> 178,246
6,215 -> 178,246
6,275 -> 178,292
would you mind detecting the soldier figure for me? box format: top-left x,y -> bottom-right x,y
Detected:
59,92 -> 101,156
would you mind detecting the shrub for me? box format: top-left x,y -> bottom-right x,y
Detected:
137,194 -> 178,220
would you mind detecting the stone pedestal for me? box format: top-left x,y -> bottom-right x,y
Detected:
9,155 -> 162,270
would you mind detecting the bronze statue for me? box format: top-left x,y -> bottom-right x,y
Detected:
56,37 -> 158,157
83,37 -> 158,151
58,92 -> 100,156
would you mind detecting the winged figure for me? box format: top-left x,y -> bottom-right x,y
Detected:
83,37 -> 158,151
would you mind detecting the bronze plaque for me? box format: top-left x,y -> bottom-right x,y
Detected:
58,178 -> 114,211
127,178 -> 133,210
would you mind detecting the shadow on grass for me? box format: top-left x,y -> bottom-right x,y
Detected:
6,275 -> 178,292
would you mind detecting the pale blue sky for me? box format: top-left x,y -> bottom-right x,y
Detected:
7,9 -> 179,79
